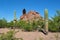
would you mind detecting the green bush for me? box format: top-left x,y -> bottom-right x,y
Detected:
19,19 -> 44,31
20,21 -> 33,31
0,31 -> 13,40
24,22 -> 33,31
49,10 -> 60,32
0,18 -> 7,28
7,21 -> 14,28
49,20 -> 59,32
0,31 -> 20,40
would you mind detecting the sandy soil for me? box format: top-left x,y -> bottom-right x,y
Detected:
0,28 -> 60,40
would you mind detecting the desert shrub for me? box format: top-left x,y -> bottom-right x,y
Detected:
7,21 -> 14,28
7,21 -> 18,28
36,19 -> 44,31
24,22 -> 33,31
49,20 -> 59,32
0,31 -> 20,40
54,33 -> 59,40
15,20 -> 20,28
0,18 -> 7,28
32,20 -> 38,30
0,31 -> 14,40
32,20 -> 44,31
49,10 -> 60,32
19,20 -> 26,29
20,21 -> 33,31
19,19 -> 44,31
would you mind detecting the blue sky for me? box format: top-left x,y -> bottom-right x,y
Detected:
0,0 -> 60,22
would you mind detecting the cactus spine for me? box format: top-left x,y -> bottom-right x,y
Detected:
44,9 -> 48,34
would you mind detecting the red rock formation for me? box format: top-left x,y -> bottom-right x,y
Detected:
20,10 -> 42,22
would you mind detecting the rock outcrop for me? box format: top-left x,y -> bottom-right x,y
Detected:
20,9 -> 42,22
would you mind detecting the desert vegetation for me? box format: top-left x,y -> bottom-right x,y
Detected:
0,30 -> 23,40
0,10 -> 60,32
0,9 -> 60,40
49,10 -> 60,32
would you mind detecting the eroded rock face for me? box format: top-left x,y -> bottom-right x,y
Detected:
20,10 -> 42,22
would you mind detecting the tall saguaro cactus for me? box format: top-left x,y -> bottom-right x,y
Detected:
14,10 -> 16,21
13,10 -> 17,28
44,8 -> 48,34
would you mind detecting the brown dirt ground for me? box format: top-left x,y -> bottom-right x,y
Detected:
0,28 -> 60,40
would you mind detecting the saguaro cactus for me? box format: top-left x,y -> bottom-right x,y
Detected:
13,10 -> 17,28
44,8 -> 48,34
14,10 -> 17,21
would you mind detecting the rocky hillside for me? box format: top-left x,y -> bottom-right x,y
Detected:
20,9 -> 43,22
